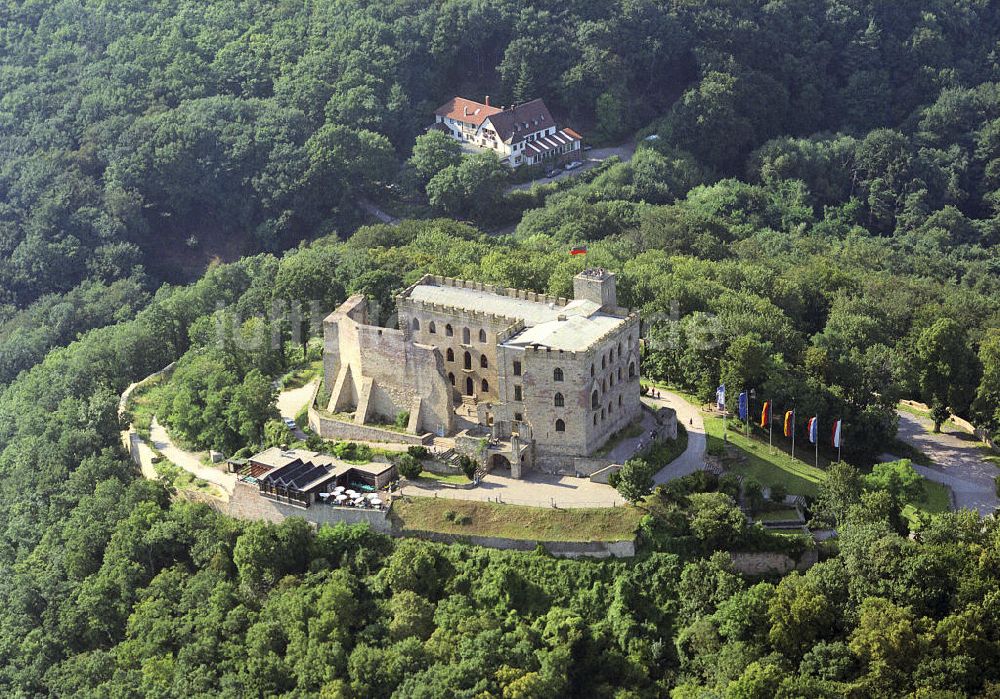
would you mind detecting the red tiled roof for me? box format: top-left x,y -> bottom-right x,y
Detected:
563,127 -> 583,140
485,98 -> 555,144
434,97 -> 501,126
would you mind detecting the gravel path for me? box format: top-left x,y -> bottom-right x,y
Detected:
504,140 -> 637,192
645,391 -> 707,484
149,417 -> 236,494
893,411 -> 998,515
400,471 -> 624,509
277,378 -> 318,439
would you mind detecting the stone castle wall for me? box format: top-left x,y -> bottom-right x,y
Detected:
324,296 -> 453,436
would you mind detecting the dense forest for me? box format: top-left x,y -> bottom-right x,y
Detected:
1,0 -> 1000,696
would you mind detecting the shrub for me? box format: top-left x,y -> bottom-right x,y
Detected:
458,455 -> 478,480
718,473 -> 741,500
454,514 -> 472,526
395,411 -> 410,428
769,483 -> 788,504
443,510 -> 457,522
407,445 -> 430,459
397,453 -> 422,479
613,458 -> 655,503
743,478 -> 765,513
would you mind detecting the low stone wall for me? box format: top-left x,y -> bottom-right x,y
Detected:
193,481 -> 394,533
396,528 -> 636,558
589,463 -> 620,484
309,406 -> 432,445
729,549 -> 818,576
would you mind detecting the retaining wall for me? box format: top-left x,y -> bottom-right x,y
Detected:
187,482 -> 394,534
309,406 -> 432,445
729,549 -> 818,576
396,528 -> 636,558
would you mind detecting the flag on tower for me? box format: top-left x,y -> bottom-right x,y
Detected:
760,401 -> 771,428
716,384 -> 726,411
808,417 -> 818,444
738,392 -> 748,421
783,410 -> 794,437
832,419 -> 842,448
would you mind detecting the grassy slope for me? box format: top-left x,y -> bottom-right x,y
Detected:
391,496 -> 643,542
654,386 -> 954,521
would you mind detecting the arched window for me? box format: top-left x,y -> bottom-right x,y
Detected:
466,377 -> 474,395
480,355 -> 488,369
479,329 -> 487,343
481,379 -> 489,392
601,409 -> 605,420
448,372 -> 455,386
609,347 -> 614,361
591,390 -> 599,409
628,362 -> 635,379
593,414 -> 598,425
464,352 -> 472,370
446,348 -> 454,362
602,355 -> 607,369
462,327 -> 471,344
618,368 -> 622,381
554,392 -> 564,407
590,364 -> 595,377
555,419 -> 565,432
446,324 -> 453,337
609,374 -> 614,388
429,321 -> 436,334
617,342 -> 622,357
553,367 -> 564,382
411,318 -> 420,331
618,395 -> 622,407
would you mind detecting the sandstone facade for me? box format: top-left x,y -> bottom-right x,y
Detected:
323,269 -> 642,478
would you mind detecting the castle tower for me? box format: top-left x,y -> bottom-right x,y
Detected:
573,268 -> 617,311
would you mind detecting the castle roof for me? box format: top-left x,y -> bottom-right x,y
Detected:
403,278 -> 628,352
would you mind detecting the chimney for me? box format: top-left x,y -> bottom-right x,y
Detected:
485,95 -> 490,107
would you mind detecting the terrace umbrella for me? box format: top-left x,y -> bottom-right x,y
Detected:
333,486 -> 345,493
369,497 -> 382,507
334,494 -> 348,504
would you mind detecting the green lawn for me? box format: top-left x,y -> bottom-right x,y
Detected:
416,471 -> 471,486
902,480 -> 952,528
702,413 -> 827,497
986,455 -> 1000,468
391,496 -> 643,542
756,508 -> 803,522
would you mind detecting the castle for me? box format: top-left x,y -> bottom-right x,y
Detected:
321,269 -> 642,477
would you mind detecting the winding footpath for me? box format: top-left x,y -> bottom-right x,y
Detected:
149,417 -> 237,494
893,411 -> 998,515
644,391 -> 707,484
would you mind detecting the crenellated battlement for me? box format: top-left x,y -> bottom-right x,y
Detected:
400,274 -> 570,308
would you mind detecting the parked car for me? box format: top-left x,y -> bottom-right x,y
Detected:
582,144 -> 593,151
283,417 -> 297,429
564,160 -> 583,170
545,169 -> 561,178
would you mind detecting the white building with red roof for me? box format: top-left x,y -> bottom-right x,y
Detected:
431,96 -> 582,168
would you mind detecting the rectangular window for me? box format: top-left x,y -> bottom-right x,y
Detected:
513,361 -> 522,376
514,385 -> 522,401
514,412 -> 523,422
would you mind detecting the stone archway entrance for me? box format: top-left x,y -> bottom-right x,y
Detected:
491,454 -> 511,471
465,377 -> 474,396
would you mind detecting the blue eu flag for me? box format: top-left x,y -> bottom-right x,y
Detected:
738,391 -> 748,421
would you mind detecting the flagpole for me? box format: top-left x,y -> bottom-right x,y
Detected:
791,403 -> 795,460
838,421 -> 842,463
768,401 -> 773,454
815,420 -> 819,468
745,388 -> 749,439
